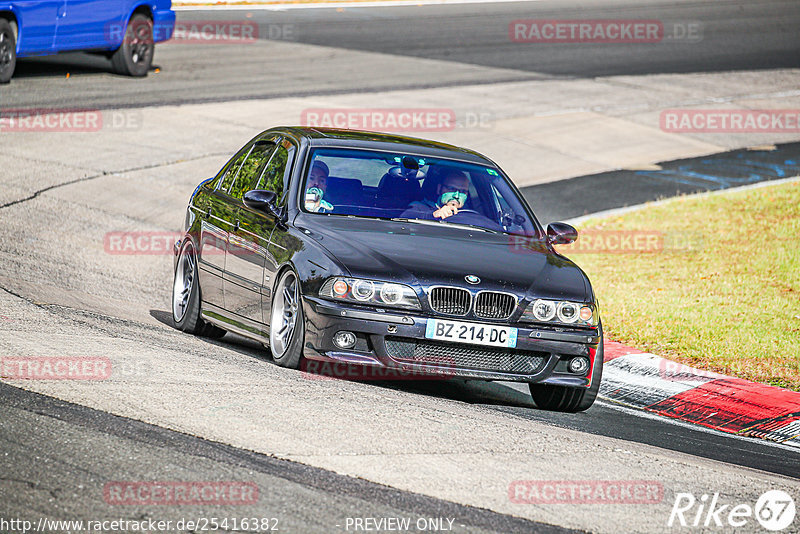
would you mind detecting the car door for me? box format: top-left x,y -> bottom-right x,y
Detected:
258,138 -> 299,324
13,1 -> 63,53
54,0 -> 124,50
196,143 -> 252,310
223,138 -> 278,329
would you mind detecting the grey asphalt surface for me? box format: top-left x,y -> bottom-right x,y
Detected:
182,0 -> 800,76
522,142 -> 800,224
2,0 -> 800,531
0,382 -> 570,534
4,0 -> 799,109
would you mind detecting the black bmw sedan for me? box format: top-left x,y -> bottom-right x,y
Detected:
172,127 -> 603,412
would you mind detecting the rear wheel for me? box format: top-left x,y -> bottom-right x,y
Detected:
530,326 -> 604,412
111,13 -> 153,77
269,270 -> 305,369
0,19 -> 16,84
172,241 -> 226,338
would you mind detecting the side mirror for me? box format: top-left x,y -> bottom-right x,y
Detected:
547,222 -> 578,245
244,190 -> 283,220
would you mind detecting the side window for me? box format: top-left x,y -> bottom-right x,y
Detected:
255,142 -> 291,203
230,141 -> 276,200
491,183 -> 511,214
219,147 -> 251,193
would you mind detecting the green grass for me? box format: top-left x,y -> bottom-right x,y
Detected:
558,180 -> 800,390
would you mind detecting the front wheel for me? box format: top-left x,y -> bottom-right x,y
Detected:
269,270 -> 305,369
0,19 -> 17,84
530,326 -> 604,412
111,13 -> 154,77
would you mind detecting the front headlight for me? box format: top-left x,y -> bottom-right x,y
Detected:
521,299 -> 597,327
319,277 -> 421,310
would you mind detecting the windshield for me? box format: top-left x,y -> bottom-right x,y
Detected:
300,147 -> 539,236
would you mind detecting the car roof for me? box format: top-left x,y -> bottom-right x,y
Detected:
272,127 -> 497,166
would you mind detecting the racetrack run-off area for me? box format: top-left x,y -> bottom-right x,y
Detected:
2,1 -> 800,532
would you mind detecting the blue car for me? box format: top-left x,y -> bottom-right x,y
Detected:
0,0 -> 175,83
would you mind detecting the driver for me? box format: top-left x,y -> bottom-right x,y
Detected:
305,161 -> 334,213
403,170 -> 470,220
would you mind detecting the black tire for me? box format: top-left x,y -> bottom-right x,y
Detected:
172,240 -> 226,339
0,19 -> 17,84
530,325 -> 604,412
268,270 -> 305,369
110,13 -> 153,77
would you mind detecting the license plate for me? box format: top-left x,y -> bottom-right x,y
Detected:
425,319 -> 518,348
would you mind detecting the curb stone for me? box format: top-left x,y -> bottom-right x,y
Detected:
600,341 -> 800,448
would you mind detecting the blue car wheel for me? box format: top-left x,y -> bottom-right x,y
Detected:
0,18 -> 16,84
111,13 -> 153,77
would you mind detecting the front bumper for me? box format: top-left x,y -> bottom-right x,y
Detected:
152,9 -> 176,43
302,296 -> 600,386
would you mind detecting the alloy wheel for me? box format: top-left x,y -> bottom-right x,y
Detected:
172,245 -> 195,323
270,272 -> 299,357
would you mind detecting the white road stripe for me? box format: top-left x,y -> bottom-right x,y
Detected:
174,0 -> 540,11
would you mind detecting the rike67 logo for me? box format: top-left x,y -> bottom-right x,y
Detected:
669,490 -> 796,531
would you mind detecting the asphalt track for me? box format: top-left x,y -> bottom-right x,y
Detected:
180,0 -> 800,76
4,0 -> 799,109
0,382 -> 569,534
2,1 -> 800,532
521,141 -> 800,223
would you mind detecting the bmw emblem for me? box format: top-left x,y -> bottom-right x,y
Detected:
465,275 -> 480,284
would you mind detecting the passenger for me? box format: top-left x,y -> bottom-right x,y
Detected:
305,161 -> 334,213
402,170 -> 470,220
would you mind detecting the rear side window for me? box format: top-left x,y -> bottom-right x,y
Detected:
230,141 -> 276,199
255,142 -> 291,203
219,148 -> 250,193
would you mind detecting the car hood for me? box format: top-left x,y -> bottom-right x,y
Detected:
298,216 -> 591,302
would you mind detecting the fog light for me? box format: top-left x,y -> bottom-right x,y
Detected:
568,356 -> 590,374
333,331 -> 357,349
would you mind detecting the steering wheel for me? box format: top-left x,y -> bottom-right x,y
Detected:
454,209 -> 481,215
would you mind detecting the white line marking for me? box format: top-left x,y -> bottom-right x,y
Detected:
174,0 -> 540,10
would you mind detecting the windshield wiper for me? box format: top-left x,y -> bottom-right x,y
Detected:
438,221 -> 502,234
390,218 -> 501,234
